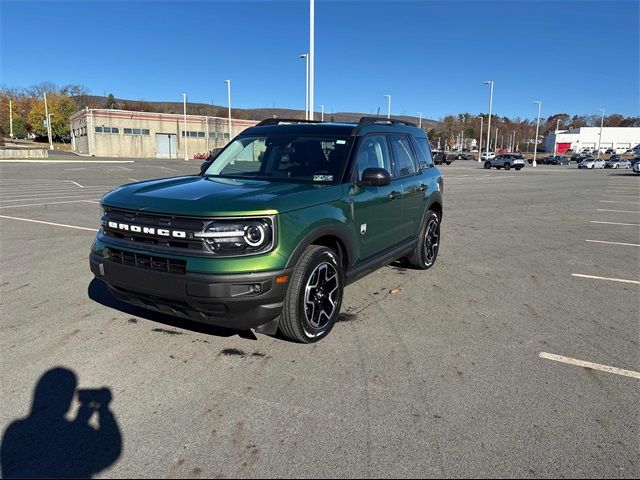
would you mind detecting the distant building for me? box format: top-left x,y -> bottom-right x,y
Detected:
69,108 -> 258,158
544,127 -> 640,154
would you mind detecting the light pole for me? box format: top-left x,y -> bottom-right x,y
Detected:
384,94 -> 391,119
417,112 -> 422,129
182,93 -> 188,161
553,118 -> 560,156
319,105 -> 324,121
494,127 -> 498,152
533,100 -> 542,167
9,100 -> 13,138
43,93 -> 53,149
225,80 -> 232,142
483,81 -> 494,160
309,0 -> 315,120
477,115 -> 483,162
299,53 -> 309,120
596,108 -> 605,159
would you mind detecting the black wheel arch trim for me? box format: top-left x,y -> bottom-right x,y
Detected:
285,225 -> 354,271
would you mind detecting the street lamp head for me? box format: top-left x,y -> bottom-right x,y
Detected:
299,53 -> 308,59
483,80 -> 493,85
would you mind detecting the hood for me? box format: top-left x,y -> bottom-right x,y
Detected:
100,175 -> 343,216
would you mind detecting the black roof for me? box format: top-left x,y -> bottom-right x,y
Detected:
243,117 -> 423,137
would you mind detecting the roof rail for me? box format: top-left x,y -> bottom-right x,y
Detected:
254,118 -> 324,127
357,117 -> 417,128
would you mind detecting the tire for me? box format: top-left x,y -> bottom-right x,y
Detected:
445,161 -> 451,165
504,163 -> 511,171
515,166 -> 522,171
406,210 -> 440,270
484,162 -> 491,169
279,245 -> 344,343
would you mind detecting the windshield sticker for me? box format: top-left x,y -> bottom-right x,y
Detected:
336,140 -> 346,144
313,175 -> 333,182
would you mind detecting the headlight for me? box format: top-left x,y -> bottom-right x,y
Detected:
194,217 -> 275,256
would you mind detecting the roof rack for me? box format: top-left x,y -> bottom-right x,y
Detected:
357,117 -> 417,128
254,118 -> 324,127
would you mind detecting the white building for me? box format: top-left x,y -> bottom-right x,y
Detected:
544,127 -> 640,154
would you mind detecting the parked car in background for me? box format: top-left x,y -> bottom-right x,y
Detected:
481,151 -> 496,160
633,161 -> 640,174
484,154 -> 525,171
547,156 -> 570,165
605,158 -> 631,169
578,158 -> 605,169
432,150 -> 451,165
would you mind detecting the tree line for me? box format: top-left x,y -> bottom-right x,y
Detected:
1,83 -> 638,147
426,112 -> 640,152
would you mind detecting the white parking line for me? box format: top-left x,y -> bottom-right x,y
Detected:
0,188 -> 108,199
585,239 -> 640,247
600,200 -> 640,205
571,273 -> 640,285
602,194 -> 639,198
539,352 -> 640,380
0,215 -> 97,231
0,194 -> 108,203
596,209 -> 640,214
590,221 -> 640,226
0,160 -> 134,164
0,199 -> 101,209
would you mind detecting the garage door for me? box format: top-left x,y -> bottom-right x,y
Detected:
156,133 -> 177,158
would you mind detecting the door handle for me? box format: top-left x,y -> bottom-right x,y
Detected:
388,191 -> 402,200
418,184 -> 428,192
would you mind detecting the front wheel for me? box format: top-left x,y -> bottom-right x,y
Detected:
484,161 -> 491,169
279,245 -> 344,343
406,210 -> 440,270
504,163 -> 511,171
515,166 -> 522,171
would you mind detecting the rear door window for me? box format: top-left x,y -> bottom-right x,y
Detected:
411,137 -> 434,168
388,135 -> 418,177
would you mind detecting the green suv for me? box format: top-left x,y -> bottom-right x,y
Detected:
90,117 -> 443,342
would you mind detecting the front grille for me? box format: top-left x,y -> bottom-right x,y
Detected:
107,247 -> 186,274
102,207 -> 207,253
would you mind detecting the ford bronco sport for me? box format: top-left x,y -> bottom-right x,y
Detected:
90,117 -> 444,343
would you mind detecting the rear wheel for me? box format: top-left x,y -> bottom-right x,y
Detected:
406,210 -> 440,270
279,245 -> 343,343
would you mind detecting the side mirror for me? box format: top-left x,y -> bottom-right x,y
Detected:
200,160 -> 212,174
358,167 -> 391,187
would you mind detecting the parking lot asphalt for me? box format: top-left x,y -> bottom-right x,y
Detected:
1,159 -> 638,478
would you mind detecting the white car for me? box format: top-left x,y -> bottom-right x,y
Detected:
481,151 -> 496,160
578,158 -> 605,169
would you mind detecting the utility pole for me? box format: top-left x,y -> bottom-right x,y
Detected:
417,112 -> 422,129
309,0 -> 315,120
554,118 -> 560,156
596,108 -> 605,159
182,93 -> 188,161
384,94 -> 391,119
299,53 -> 309,120
533,100 -> 542,167
225,80 -> 232,142
483,81 -> 494,159
43,93 -> 53,149
9,100 -> 13,138
494,128 -> 498,152
477,115 -> 483,162
319,105 -> 324,121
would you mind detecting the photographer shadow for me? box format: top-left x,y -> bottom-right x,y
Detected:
1,367 -> 122,479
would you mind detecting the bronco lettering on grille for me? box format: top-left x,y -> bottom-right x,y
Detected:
107,221 -> 187,238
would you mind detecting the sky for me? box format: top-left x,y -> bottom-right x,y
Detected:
1,0 -> 639,121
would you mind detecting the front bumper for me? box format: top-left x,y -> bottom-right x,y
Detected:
90,251 -> 292,329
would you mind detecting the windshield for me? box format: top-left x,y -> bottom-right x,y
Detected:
203,134 -> 353,184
